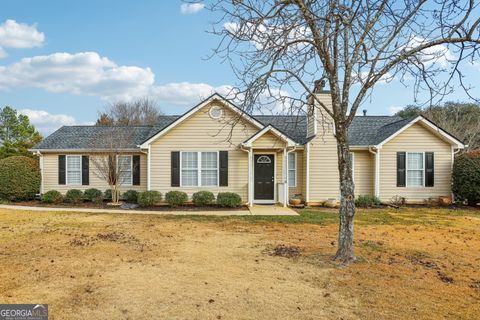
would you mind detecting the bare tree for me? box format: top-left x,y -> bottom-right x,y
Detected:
97,97 -> 163,126
89,126 -> 138,204
209,0 -> 480,263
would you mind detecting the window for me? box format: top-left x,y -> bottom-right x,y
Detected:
66,155 -> 81,185
181,152 -> 218,187
288,153 -> 296,187
181,152 -> 198,186
118,155 -> 132,185
201,152 -> 218,186
209,106 -> 223,119
406,152 -> 424,187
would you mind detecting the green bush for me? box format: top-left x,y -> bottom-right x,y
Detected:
65,189 -> 84,204
453,152 -> 480,206
216,192 -> 242,208
138,191 -> 162,207
165,191 -> 188,207
123,190 -> 139,203
0,156 -> 40,201
41,190 -> 63,204
83,188 -> 103,203
104,189 -> 112,201
192,191 -> 215,207
355,194 -> 381,208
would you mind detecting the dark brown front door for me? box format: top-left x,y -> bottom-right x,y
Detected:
254,154 -> 275,200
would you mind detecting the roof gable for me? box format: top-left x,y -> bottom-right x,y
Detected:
139,93 -> 264,148
242,125 -> 297,147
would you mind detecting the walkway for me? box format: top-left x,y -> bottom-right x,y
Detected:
0,204 -> 298,216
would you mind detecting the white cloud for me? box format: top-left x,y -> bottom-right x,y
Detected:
19,109 -> 77,135
0,19 -> 45,58
404,36 -> 455,67
0,52 -> 155,100
151,82 -> 232,106
352,71 -> 395,85
388,106 -> 403,115
180,3 -> 205,14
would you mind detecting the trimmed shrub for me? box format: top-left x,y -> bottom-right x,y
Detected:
65,189 -> 84,204
165,191 -> 188,207
453,152 -> 480,206
355,195 -> 381,208
0,156 -> 40,201
83,188 -> 103,203
104,189 -> 112,201
192,191 -> 215,207
216,192 -> 242,208
41,190 -> 63,204
138,191 -> 162,207
123,190 -> 139,203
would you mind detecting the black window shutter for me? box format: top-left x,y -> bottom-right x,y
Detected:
219,151 -> 228,186
397,152 -> 406,187
82,156 -> 89,185
132,155 -> 140,185
425,152 -> 434,187
58,155 -> 66,185
171,151 -> 180,187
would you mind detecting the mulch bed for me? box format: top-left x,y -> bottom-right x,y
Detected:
11,201 -> 249,211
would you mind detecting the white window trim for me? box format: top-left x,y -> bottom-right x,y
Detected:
406,152 -> 425,188
288,152 -> 297,188
179,151 -> 219,187
117,155 -> 133,186
66,155 -> 82,186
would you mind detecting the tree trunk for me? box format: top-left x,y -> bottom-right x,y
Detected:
333,128 -> 356,264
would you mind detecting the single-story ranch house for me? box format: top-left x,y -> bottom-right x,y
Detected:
31,91 -> 465,206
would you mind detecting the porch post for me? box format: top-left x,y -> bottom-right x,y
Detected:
248,148 -> 253,206
283,147 -> 287,207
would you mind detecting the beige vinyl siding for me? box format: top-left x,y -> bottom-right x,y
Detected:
353,151 -> 374,196
42,152 -> 147,194
308,130 -> 340,201
149,101 -> 258,200
379,123 -> 452,203
288,150 -> 304,198
251,131 -> 286,148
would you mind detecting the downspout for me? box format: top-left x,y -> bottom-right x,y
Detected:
369,146 -> 380,198
241,146 -> 252,207
147,145 -> 151,191
285,146 -> 297,207
305,142 -> 310,204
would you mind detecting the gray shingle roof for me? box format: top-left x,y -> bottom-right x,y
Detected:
348,116 -> 412,145
254,115 -> 308,144
33,125 -> 154,150
33,113 -> 414,150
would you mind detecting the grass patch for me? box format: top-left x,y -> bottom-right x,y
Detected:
160,207 -> 479,227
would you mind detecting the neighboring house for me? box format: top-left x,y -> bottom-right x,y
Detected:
31,91 -> 465,205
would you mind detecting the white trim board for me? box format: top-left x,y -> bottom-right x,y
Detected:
139,93 -> 264,148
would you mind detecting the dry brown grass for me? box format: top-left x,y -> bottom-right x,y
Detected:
0,207 -> 479,319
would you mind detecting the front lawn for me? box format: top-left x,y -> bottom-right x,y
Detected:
0,207 -> 478,319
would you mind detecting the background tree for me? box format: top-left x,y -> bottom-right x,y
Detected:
0,106 -> 42,159
210,0 -> 480,263
395,102 -> 480,151
96,97 -> 162,126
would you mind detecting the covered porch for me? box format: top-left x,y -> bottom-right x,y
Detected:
241,125 -> 302,207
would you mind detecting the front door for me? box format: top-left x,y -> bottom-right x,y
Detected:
254,154 -> 275,201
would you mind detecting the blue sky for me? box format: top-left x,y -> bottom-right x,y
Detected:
0,0 -> 478,135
